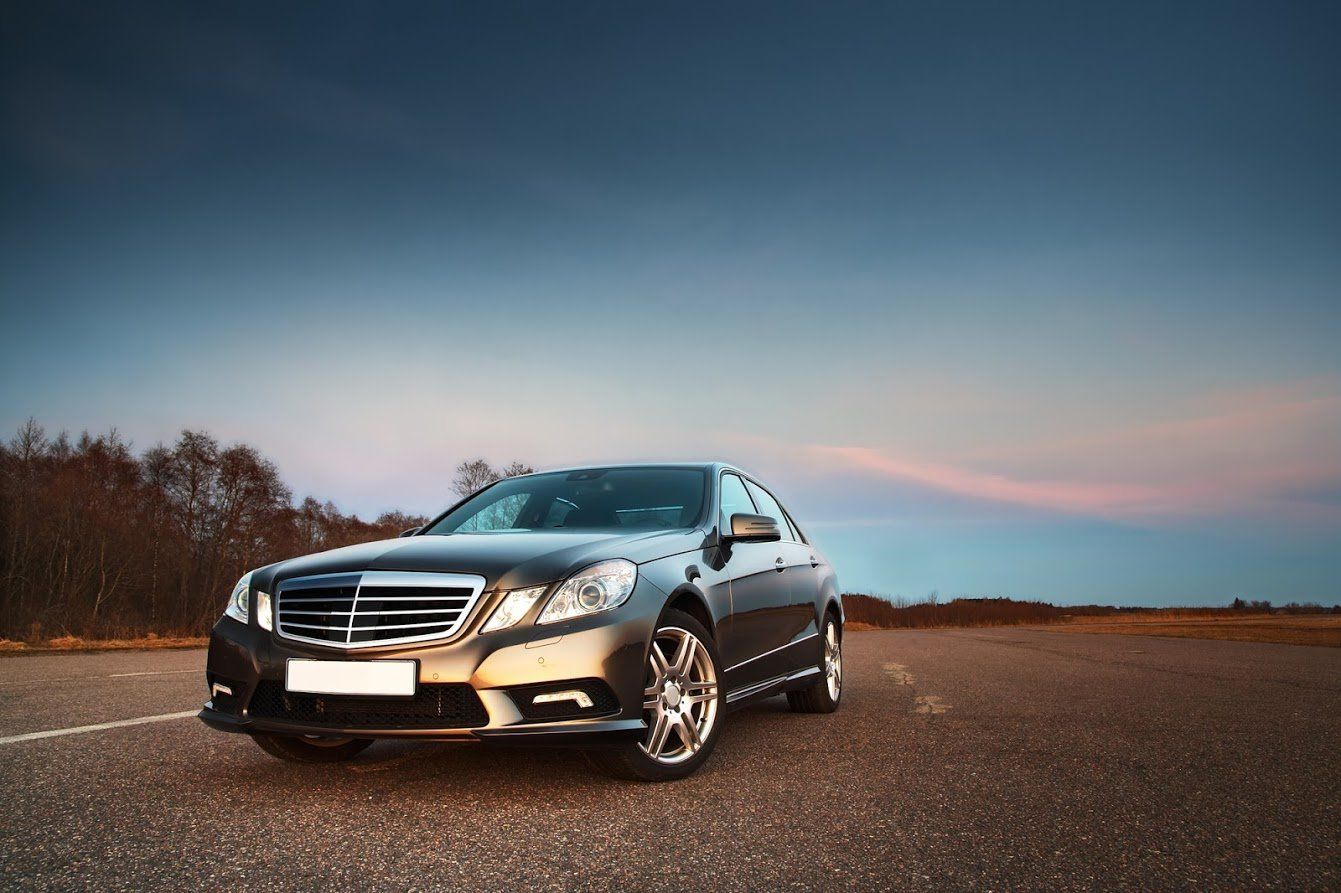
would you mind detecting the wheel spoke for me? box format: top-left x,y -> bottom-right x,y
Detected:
672,635 -> 697,678
678,713 -> 702,751
650,641 -> 672,680
645,711 -> 671,757
684,679 -> 717,693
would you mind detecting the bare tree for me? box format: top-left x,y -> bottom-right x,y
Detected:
10,418 -> 46,462
450,458 -> 535,498
500,461 -> 536,478
450,459 -> 499,497
374,509 -> 429,532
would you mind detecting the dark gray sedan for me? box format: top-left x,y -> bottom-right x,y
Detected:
200,462 -> 843,781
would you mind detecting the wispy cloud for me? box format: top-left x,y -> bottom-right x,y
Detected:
781,377 -> 1341,524
957,376 -> 1341,474
810,445 -> 1163,516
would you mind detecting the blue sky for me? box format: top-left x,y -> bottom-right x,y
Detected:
3,2 -> 1339,604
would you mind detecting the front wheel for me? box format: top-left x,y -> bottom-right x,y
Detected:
252,733 -> 373,763
787,614 -> 842,713
586,608 -> 723,782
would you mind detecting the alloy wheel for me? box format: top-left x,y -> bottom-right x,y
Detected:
640,626 -> 719,764
824,622 -> 842,700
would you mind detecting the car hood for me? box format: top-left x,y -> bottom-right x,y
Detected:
253,528 -> 705,593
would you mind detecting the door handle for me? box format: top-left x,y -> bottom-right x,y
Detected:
810,555 -> 820,568
774,557 -> 786,572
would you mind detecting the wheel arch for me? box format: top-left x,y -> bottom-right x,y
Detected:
660,584 -> 717,641
824,595 -> 844,627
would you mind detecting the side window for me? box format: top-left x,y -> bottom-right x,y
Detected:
781,508 -> 805,544
719,473 -> 757,532
744,480 -> 794,542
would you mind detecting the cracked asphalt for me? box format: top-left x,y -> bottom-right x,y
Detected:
1,629 -> 1338,891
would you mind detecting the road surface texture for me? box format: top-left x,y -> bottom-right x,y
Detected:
1,629 -> 1337,891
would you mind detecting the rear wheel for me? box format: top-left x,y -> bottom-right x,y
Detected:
252,733 -> 373,763
787,614 -> 842,713
586,608 -> 723,782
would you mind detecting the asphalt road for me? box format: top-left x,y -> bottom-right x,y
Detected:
1,630 -> 1338,891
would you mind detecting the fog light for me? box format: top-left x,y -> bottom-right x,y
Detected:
532,690 -> 594,709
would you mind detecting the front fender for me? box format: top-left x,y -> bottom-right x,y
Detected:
637,548 -> 732,637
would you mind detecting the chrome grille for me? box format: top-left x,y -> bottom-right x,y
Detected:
275,571 -> 486,649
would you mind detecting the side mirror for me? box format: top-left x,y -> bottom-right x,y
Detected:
399,526 -> 422,538
726,513 -> 781,543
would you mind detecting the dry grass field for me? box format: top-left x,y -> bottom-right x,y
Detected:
1047,613 -> 1341,647
841,594 -> 1340,647
0,635 -> 208,654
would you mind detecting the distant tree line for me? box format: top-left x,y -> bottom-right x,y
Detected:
0,419 -> 531,641
841,593 -> 1072,628
841,592 -> 1339,630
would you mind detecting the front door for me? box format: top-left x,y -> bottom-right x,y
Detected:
718,473 -> 795,689
744,479 -> 819,649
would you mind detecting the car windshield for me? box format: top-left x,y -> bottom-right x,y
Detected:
423,467 -> 708,534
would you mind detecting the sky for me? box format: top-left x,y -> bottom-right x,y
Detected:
2,2 -> 1339,605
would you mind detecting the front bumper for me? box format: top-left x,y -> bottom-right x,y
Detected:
199,578 -> 664,745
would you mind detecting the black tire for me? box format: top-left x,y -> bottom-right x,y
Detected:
787,613 -> 842,714
586,608 -> 724,782
252,733 -> 373,763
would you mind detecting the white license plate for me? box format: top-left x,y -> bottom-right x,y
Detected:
285,659 -> 417,697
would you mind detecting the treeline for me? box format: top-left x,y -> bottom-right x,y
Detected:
840,593 -> 1339,629
0,420 -> 444,641
841,593 -> 1073,628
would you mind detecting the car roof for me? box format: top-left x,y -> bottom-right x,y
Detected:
514,461 -> 731,478
510,461 -> 773,484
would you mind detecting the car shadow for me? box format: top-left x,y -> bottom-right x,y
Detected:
203,695 -> 814,796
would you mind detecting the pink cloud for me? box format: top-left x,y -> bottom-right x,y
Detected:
958,377 -> 1341,474
725,377 -> 1341,524
810,445 -> 1164,516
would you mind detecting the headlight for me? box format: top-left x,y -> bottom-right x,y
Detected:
537,559 -> 637,625
480,585 -> 547,633
224,572 -> 251,624
256,590 -> 273,632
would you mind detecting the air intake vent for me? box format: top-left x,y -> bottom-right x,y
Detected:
249,681 -> 488,729
275,571 -> 486,649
